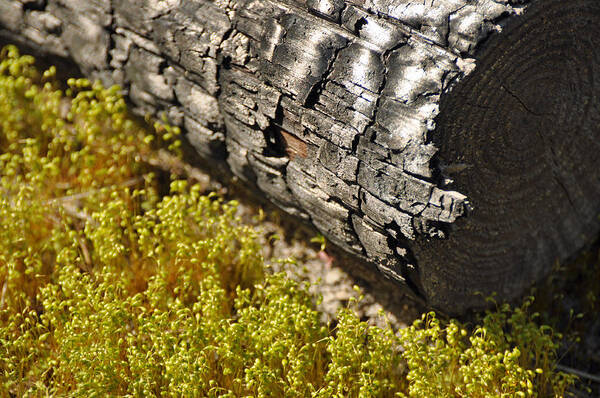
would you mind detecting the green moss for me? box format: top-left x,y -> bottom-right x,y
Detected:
0,45 -> 576,397
398,299 -> 576,397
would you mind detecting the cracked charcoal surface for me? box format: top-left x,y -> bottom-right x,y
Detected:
1,0 -> 600,313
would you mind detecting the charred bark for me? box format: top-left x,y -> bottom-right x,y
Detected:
1,0 -> 599,313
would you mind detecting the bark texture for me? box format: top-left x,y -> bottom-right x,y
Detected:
1,0 -> 599,312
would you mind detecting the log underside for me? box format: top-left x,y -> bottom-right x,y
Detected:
1,0 -> 599,313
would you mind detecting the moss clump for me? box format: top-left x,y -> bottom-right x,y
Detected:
0,45 -> 576,397
399,300 -> 576,397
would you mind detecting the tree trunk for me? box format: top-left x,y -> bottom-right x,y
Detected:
1,0 -> 599,313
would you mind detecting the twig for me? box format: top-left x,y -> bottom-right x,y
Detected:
45,177 -> 143,205
0,282 -> 6,310
76,235 -> 93,272
556,364 -> 600,384
44,177 -> 146,226
139,149 -> 223,193
59,202 -> 95,225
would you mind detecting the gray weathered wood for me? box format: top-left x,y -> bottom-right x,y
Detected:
1,0 -> 599,313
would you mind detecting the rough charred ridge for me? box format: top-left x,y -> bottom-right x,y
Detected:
1,0 -> 599,313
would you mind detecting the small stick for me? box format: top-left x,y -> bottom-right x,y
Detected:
0,282 -> 6,310
76,235 -> 92,267
139,149 -> 223,193
59,202 -> 95,225
556,364 -> 600,384
45,177 -> 143,205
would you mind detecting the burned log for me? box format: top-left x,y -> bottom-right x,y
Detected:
1,0 -> 599,313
